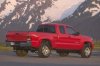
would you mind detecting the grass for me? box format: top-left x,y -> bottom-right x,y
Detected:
0,44 -> 12,51
0,41 -> 100,51
94,41 -> 100,50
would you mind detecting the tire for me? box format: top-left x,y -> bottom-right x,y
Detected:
38,40 -> 51,58
56,50 -> 69,57
81,44 -> 92,58
16,49 -> 28,57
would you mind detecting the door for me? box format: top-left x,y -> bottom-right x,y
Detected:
65,27 -> 81,50
55,25 -> 81,50
56,25 -> 69,49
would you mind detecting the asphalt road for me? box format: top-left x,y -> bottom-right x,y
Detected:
0,51 -> 100,66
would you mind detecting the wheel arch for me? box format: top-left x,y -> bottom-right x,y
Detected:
83,41 -> 93,48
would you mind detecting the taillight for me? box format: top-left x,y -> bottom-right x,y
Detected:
27,34 -> 31,41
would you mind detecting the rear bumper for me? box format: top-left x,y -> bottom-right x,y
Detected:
6,41 -> 31,47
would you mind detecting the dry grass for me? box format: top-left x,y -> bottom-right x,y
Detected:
0,44 -> 12,51
94,41 -> 100,50
0,41 -> 100,51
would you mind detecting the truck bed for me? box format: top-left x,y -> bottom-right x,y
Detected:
6,32 -> 29,42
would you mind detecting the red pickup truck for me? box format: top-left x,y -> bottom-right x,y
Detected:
6,24 -> 94,58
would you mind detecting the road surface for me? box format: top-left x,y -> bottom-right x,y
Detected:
0,51 -> 100,66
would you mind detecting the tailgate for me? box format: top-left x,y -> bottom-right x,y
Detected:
6,32 -> 29,42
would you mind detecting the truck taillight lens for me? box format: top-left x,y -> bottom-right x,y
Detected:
27,35 -> 31,41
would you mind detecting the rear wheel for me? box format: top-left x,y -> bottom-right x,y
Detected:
81,44 -> 92,58
38,40 -> 51,58
16,49 -> 28,57
56,50 -> 69,57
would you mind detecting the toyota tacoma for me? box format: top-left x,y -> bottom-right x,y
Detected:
6,24 -> 94,58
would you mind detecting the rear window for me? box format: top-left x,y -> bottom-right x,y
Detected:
36,25 -> 56,33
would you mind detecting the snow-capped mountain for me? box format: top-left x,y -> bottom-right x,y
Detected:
0,0 -> 85,30
0,0 -> 100,43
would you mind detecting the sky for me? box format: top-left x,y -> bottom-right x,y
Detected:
0,0 -> 5,3
0,0 -> 5,6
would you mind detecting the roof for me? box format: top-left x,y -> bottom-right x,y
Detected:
41,23 -> 70,27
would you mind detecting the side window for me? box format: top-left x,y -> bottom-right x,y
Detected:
44,25 -> 56,33
67,27 -> 76,35
59,26 -> 65,34
49,26 -> 56,33
36,25 -> 56,33
36,25 -> 44,32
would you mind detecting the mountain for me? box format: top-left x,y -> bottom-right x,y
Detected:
0,0 -> 100,43
62,0 -> 100,40
0,0 -> 85,43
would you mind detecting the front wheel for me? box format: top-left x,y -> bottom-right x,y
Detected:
81,44 -> 92,58
38,41 -> 51,58
16,49 -> 28,57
